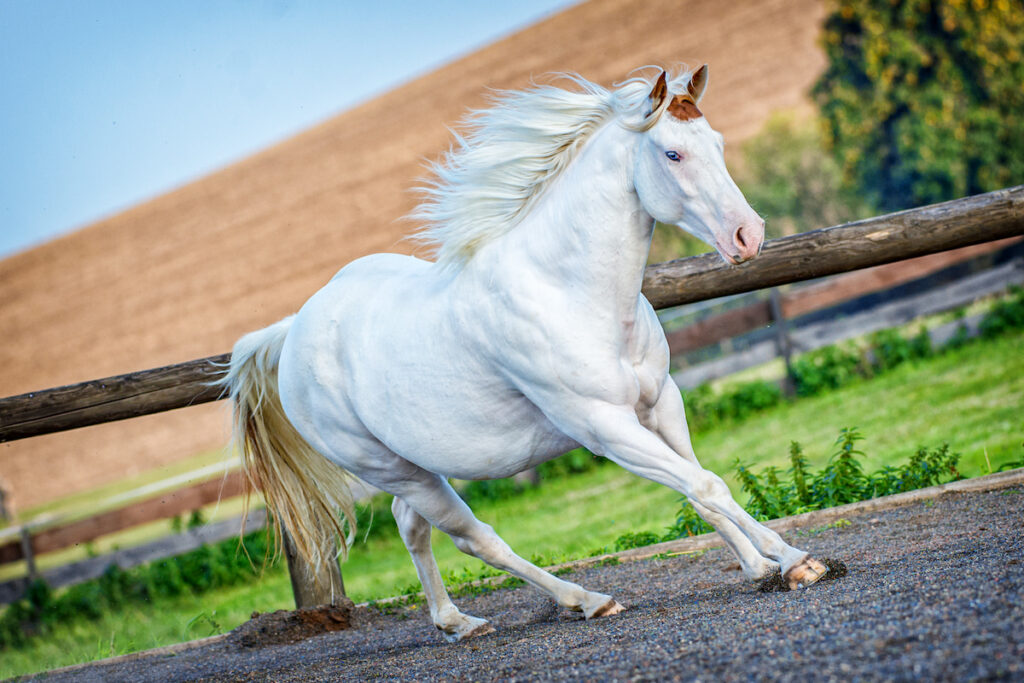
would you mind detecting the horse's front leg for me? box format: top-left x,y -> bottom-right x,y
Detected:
644,382 -> 778,580
572,400 -> 827,589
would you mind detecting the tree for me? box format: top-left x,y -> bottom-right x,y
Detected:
734,112 -> 872,238
813,0 -> 1024,212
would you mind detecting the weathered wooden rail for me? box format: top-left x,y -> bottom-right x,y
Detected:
1,185 -> 1022,607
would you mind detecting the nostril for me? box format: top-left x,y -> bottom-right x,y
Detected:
734,226 -> 747,249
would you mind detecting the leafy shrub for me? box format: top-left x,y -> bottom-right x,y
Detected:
457,448 -> 607,505
614,531 -> 663,552
814,0 -> 1024,212
790,344 -> 866,397
538,448 -> 604,479
682,380 -> 782,432
979,287 -> 1024,339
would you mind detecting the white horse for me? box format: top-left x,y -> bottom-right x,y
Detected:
221,66 -> 827,642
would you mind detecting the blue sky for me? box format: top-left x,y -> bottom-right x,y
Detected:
0,1 -> 574,259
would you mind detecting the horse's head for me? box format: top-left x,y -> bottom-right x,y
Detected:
633,66 -> 764,265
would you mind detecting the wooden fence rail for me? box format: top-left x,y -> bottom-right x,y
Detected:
2,185 -> 1022,444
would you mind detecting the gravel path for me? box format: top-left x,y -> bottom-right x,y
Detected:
33,486 -> 1024,682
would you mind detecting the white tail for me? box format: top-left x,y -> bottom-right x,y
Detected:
217,316 -> 356,578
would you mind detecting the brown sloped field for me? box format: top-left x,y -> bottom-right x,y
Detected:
0,0 -> 826,508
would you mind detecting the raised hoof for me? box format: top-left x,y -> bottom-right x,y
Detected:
585,597 -> 626,620
440,616 -> 495,643
784,556 -> 828,590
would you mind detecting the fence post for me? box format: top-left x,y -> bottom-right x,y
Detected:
282,530 -> 345,609
19,526 -> 37,582
769,288 -> 796,397
0,479 -> 10,523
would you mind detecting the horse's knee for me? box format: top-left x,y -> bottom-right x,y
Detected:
450,522 -> 513,566
689,470 -> 732,505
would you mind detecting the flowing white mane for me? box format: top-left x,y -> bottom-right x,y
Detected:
412,68 -> 696,268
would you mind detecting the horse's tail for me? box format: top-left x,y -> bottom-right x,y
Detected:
216,316 -> 356,577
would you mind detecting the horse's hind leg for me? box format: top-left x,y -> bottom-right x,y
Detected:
392,497 -> 494,642
393,470 -> 624,624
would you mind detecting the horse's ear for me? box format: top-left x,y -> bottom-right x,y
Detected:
687,64 -> 709,102
648,70 -> 669,115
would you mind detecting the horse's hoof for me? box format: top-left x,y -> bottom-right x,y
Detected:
441,616 -> 495,642
585,597 -> 626,620
784,556 -> 828,590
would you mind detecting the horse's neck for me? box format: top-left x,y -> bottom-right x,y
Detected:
486,123 -> 652,323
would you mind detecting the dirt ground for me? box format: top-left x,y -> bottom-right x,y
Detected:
33,485 -> 1024,682
0,0 -> 827,510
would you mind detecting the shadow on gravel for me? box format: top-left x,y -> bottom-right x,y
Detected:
757,558 -> 849,593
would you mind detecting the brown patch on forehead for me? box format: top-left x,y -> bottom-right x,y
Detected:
667,94 -> 702,121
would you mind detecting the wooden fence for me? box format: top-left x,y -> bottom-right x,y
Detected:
1,185 -> 1022,606
668,238 -> 1024,387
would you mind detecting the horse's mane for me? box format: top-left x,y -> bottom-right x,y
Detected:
412,67 -> 696,268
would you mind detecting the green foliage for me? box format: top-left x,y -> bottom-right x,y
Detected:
0,526 -> 279,651
663,428 -> 964,541
683,380 -> 783,432
457,448 -> 607,505
811,427 -> 870,507
790,441 -> 812,508
979,287 -> 1024,338
613,531 -> 662,552
790,343 -> 866,397
868,443 -> 962,497
538,448 -> 604,479
619,428 -> 973,551
734,112 -> 873,238
814,0 -> 1024,212
665,501 -> 714,539
869,327 -> 933,371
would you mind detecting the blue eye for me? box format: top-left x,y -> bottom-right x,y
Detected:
665,150 -> 681,162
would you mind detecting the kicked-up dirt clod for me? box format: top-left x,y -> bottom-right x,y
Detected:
228,598 -> 354,648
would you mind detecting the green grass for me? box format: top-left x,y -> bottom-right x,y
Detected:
693,332 -> 1024,477
1,329 -> 1021,679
